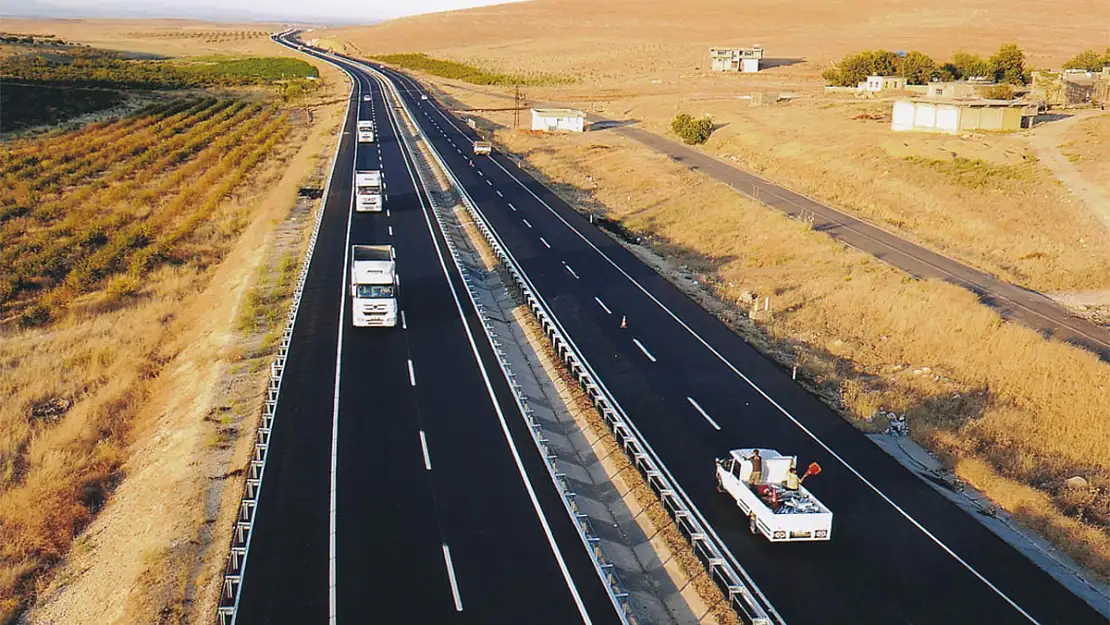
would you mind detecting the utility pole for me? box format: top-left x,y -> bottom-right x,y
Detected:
513,84 -> 526,130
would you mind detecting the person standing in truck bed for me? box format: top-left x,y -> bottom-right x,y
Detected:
748,449 -> 763,485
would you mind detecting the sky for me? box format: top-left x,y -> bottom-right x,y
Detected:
3,0 -> 524,22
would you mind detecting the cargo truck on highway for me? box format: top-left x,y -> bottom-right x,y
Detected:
473,141 -> 492,155
716,448 -> 832,542
354,170 -> 384,212
357,120 -> 375,142
350,245 -> 397,327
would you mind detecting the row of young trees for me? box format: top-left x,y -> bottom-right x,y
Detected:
822,44 -> 1031,87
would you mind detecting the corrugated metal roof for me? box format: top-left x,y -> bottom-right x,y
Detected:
531,108 -> 587,118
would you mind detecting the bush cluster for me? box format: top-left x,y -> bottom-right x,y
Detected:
822,44 -> 1031,87
1062,48 -> 1110,72
670,113 -> 714,145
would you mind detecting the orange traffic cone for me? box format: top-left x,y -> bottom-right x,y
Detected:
619,315 -> 627,329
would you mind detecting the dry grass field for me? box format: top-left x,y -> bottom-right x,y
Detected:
0,21 -> 349,623
317,0 -> 1110,581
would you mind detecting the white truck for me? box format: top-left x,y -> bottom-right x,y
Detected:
357,120 -> 375,143
350,245 -> 397,327
715,448 -> 832,542
354,170 -> 384,212
472,140 -> 492,155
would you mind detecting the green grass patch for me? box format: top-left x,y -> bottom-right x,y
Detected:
371,52 -> 572,87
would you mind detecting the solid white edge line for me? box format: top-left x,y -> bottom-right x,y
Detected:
687,397 -> 721,431
463,99 -> 1044,625
408,359 -> 416,386
594,296 -> 612,315
631,338 -> 656,362
442,544 -> 463,611
419,430 -> 432,471
375,71 -> 594,624
540,237 -> 551,249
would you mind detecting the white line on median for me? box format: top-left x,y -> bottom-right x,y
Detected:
563,262 -> 580,280
419,431 -> 432,470
540,237 -> 551,249
594,296 -> 612,315
632,338 -> 657,362
408,359 -> 416,386
687,397 -> 721,431
442,545 -> 463,611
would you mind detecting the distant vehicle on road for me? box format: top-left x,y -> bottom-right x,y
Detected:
716,448 -> 832,542
350,245 -> 397,327
473,141 -> 492,155
357,120 -> 375,143
363,94 -> 372,101
420,94 -> 428,101
354,170 -> 384,212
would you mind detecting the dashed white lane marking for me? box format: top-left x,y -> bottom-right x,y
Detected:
522,219 -> 533,229
391,247 -> 396,260
632,338 -> 657,362
686,397 -> 721,431
563,262 -> 580,280
486,179 -> 492,186
594,296 -> 612,315
477,170 -> 484,177
508,203 -> 517,212
442,545 -> 463,611
496,190 -> 503,197
401,310 -> 407,329
540,237 -> 551,249
408,359 -> 416,386
419,430 -> 432,470
388,225 -> 393,236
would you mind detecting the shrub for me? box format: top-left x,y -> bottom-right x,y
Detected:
1062,48 -> 1110,72
982,84 -> 1015,100
19,303 -> 51,327
822,49 -> 902,86
671,113 -> 714,145
990,43 -> 1029,85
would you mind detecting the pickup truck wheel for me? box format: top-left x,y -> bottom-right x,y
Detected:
748,512 -> 758,535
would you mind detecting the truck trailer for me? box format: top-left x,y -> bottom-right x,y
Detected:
354,170 -> 384,212
357,120 -> 375,142
716,448 -> 832,542
350,245 -> 397,327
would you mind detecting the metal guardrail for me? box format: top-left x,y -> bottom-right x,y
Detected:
377,64 -> 636,625
365,61 -> 776,625
215,35 -> 355,625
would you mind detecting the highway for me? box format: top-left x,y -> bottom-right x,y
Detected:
235,39 -> 623,625
360,62 -> 1107,625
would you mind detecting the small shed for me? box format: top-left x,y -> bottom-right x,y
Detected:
530,108 -> 586,133
891,98 -> 1036,133
860,75 -> 906,92
709,46 -> 765,73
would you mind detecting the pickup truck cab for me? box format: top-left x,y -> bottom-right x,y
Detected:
716,448 -> 832,542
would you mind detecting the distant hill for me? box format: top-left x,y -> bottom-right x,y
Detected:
0,0 -> 381,25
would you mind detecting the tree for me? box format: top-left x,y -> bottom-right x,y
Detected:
990,43 -> 1028,85
1063,49 -> 1106,72
671,113 -> 714,145
900,51 -> 937,85
950,51 -> 990,80
822,49 -> 903,86
981,84 -> 1015,100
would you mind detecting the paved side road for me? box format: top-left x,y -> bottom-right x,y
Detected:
597,121 -> 1110,361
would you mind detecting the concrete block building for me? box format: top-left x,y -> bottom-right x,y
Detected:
530,108 -> 586,133
710,46 -> 765,73
891,98 -> 1036,133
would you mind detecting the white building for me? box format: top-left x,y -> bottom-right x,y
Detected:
530,108 -> 586,133
859,75 -> 906,92
710,46 -> 765,73
891,98 -> 1035,133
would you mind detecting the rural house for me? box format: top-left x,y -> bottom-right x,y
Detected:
530,108 -> 587,133
891,98 -> 1036,133
860,75 -> 906,92
709,46 -> 764,73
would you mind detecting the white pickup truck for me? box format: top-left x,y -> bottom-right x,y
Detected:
473,140 -> 492,155
350,245 -> 397,327
354,170 -> 384,212
716,448 -> 832,542
357,120 -> 375,143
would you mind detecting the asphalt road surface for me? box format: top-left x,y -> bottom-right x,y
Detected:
235,39 -> 622,625
368,63 -> 1107,625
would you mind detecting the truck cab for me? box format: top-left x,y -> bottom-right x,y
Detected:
473,141 -> 492,155
350,245 -> 397,327
716,448 -> 832,542
357,120 -> 375,143
354,170 -> 384,212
